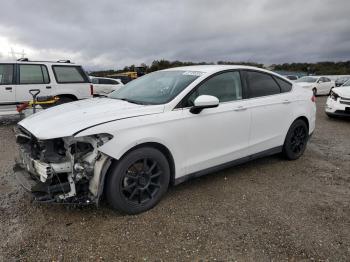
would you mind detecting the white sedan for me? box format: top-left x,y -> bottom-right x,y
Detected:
295,76 -> 335,96
90,76 -> 124,96
14,65 -> 316,214
326,80 -> 350,118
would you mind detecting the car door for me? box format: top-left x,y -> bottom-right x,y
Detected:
0,63 -> 16,103
242,70 -> 294,154
178,71 -> 251,174
14,64 -> 51,102
323,77 -> 333,94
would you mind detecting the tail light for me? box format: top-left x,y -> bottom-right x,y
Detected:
90,84 -> 94,96
311,94 -> 316,103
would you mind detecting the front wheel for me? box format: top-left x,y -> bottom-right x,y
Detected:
312,88 -> 317,96
283,119 -> 309,160
106,147 -> 170,214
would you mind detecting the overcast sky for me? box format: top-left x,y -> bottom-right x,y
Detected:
0,0 -> 349,70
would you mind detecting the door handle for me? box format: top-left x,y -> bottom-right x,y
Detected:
5,87 -> 12,91
234,105 -> 247,111
46,86 -> 52,89
282,100 -> 291,104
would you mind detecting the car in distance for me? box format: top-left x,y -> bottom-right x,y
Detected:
0,59 -> 92,109
284,75 -> 299,81
335,76 -> 350,87
14,65 -> 316,214
326,79 -> 350,118
90,76 -> 124,96
295,76 -> 335,96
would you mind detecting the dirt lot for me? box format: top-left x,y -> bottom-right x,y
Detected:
0,96 -> 349,261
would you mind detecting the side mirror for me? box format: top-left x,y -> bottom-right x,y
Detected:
190,95 -> 219,114
317,80 -> 323,83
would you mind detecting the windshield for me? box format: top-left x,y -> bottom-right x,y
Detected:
343,80 -> 350,86
109,70 -> 201,105
296,76 -> 318,83
337,77 -> 349,83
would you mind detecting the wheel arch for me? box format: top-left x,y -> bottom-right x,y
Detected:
294,115 -> 309,130
283,115 -> 310,144
104,141 -> 176,188
57,94 -> 78,101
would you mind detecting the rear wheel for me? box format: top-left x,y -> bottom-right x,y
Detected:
55,96 -> 75,105
283,119 -> 309,160
106,147 -> 170,214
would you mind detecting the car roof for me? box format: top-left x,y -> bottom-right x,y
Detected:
163,65 -> 291,82
0,60 -> 78,66
164,64 -> 262,73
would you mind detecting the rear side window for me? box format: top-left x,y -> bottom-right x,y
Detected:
99,78 -> 119,85
245,71 -> 280,98
19,64 -> 50,84
0,64 -> 14,85
53,66 -> 88,83
274,77 -> 292,92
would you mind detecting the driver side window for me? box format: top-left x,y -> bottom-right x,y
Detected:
186,71 -> 242,106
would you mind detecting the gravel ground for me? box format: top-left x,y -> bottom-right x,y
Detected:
0,97 -> 349,261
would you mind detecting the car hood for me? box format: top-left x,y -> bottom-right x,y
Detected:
332,86 -> 350,98
19,98 -> 165,140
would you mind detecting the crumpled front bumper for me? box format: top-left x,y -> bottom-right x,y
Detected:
13,157 -> 71,203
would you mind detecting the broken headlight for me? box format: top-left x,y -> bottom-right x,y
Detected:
330,91 -> 339,101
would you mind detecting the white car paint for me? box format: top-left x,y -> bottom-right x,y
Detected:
90,76 -> 124,96
0,60 -> 92,106
326,85 -> 350,117
19,65 -> 316,182
295,76 -> 335,95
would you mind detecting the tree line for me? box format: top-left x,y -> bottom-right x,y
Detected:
90,59 -> 350,77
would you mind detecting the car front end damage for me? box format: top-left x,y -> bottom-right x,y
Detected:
326,91 -> 350,117
13,126 -> 112,205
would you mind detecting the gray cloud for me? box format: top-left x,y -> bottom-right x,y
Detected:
0,0 -> 349,69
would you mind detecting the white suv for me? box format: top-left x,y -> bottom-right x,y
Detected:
15,65 -> 316,214
0,59 -> 92,108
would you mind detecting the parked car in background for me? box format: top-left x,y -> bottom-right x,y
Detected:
285,75 -> 299,81
14,65 -> 316,214
326,81 -> 350,118
295,76 -> 335,95
109,74 -> 133,84
90,76 -> 124,96
335,76 -> 350,87
0,59 -> 92,110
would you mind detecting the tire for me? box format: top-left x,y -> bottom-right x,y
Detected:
283,119 -> 309,160
105,147 -> 170,214
312,88 -> 317,96
55,96 -> 74,105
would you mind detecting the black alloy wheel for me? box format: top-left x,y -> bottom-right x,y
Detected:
283,119 -> 309,160
121,158 -> 162,205
290,125 -> 307,154
106,147 -> 170,214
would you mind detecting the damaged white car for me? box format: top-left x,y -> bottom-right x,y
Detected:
14,65 -> 316,214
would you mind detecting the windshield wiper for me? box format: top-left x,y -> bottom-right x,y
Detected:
118,98 -> 149,105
